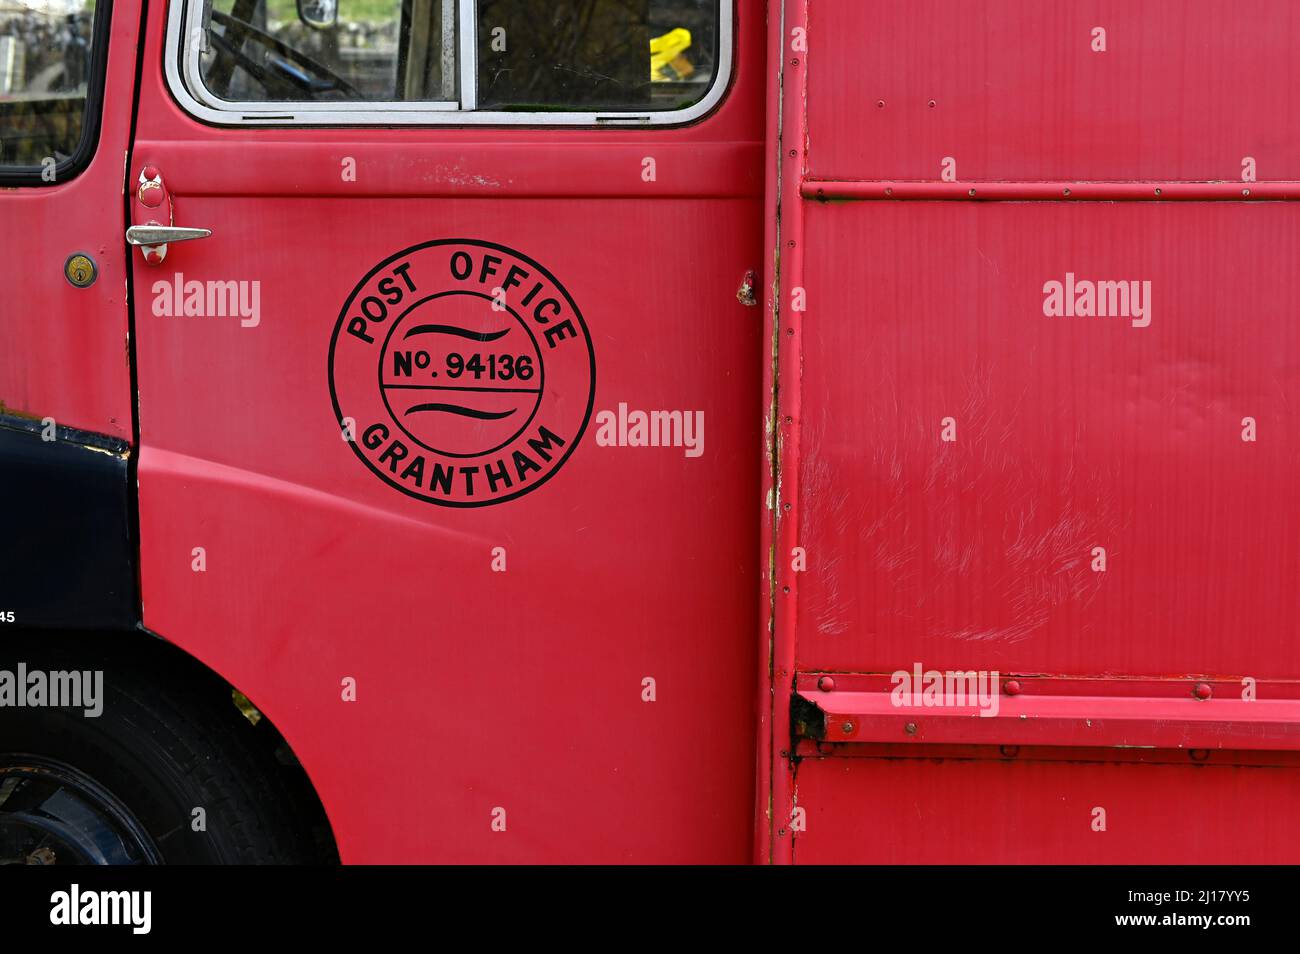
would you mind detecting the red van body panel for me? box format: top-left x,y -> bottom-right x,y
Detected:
129,2 -> 766,863
761,0 -> 1300,864
0,0 -> 139,439
8,0 -> 1300,866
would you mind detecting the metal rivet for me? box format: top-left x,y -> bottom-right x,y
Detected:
1242,188 -> 1251,197
999,745 -> 1020,758
841,721 -> 855,733
1193,682 -> 1213,700
1062,188 -> 1071,197
968,188 -> 977,197
1154,187 -> 1162,197
817,675 -> 835,692
905,722 -> 918,735
876,100 -> 885,108
927,99 -> 936,108
1004,679 -> 1022,696
782,586 -> 790,594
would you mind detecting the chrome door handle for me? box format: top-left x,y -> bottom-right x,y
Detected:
126,225 -> 212,246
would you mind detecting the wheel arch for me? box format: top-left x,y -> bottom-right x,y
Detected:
0,626 -> 340,864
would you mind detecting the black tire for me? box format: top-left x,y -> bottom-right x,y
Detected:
0,631 -> 336,865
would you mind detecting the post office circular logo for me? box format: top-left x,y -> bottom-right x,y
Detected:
329,240 -> 595,507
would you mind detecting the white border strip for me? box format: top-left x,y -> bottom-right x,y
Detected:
165,0 -> 733,127
457,0 -> 476,111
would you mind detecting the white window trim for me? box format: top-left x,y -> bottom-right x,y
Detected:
165,0 -> 733,126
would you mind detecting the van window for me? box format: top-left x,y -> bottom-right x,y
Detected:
476,1 -> 721,112
199,0 -> 454,103
0,0 -> 103,177
177,0 -> 728,123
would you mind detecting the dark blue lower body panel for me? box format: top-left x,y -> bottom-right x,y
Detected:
0,414 -> 137,629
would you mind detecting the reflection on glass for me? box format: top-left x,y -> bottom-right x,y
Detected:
0,0 -> 97,169
195,0 -> 719,113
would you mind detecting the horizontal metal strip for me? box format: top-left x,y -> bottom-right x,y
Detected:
796,690 -> 1300,752
802,180 -> 1300,202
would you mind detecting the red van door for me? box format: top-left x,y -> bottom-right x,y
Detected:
128,1 -> 764,862
762,0 -> 1300,864
0,0 -> 142,629
0,0 -> 137,440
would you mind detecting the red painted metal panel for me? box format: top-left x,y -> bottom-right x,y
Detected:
130,3 -> 767,863
0,0 -> 139,437
796,201 -> 1300,678
808,0 -> 1300,184
765,0 -> 1300,864
793,756 -> 1300,863
757,0 -> 809,865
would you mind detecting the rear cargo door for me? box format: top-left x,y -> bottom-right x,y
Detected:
762,0 -> 1300,863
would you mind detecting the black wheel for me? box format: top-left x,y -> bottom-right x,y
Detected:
0,633 -> 335,865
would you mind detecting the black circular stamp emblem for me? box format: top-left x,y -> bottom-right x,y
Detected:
329,240 -> 595,507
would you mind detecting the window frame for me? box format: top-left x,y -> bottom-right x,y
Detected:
0,0 -> 114,187
165,0 -> 733,126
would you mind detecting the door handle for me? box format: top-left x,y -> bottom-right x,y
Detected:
126,225 -> 212,246
129,166 -> 210,265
